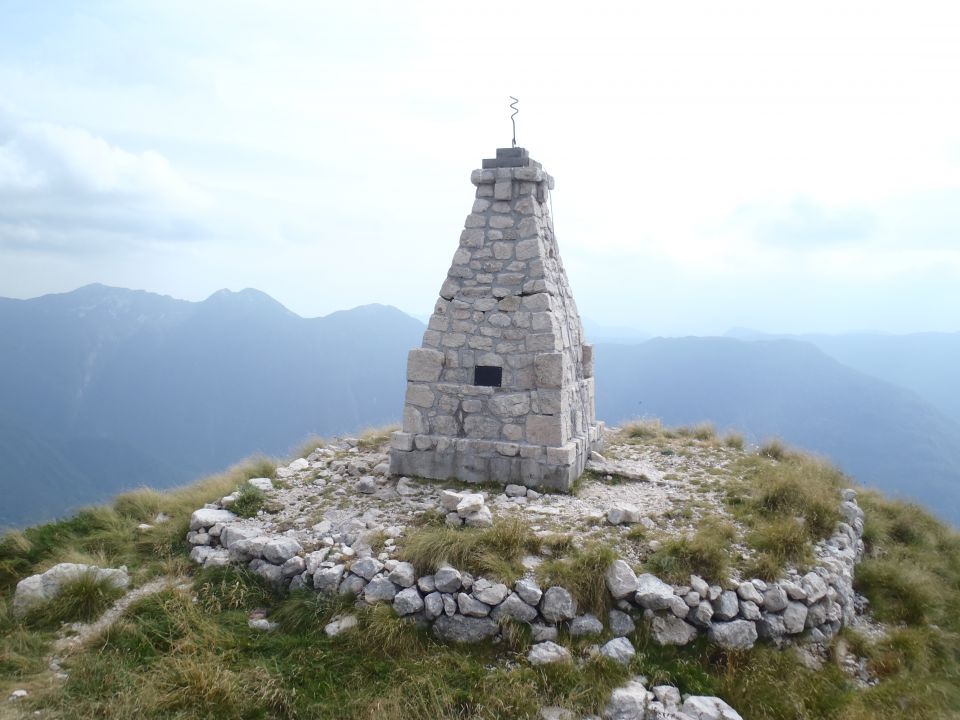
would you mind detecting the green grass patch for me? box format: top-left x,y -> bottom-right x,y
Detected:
644,517 -> 737,584
537,543 -> 618,616
229,484 -> 267,518
400,516 -> 544,583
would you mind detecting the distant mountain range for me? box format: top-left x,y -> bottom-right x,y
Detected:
724,328 -> 960,425
1,285 -> 958,527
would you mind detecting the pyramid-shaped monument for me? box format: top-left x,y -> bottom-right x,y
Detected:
390,147 -> 601,490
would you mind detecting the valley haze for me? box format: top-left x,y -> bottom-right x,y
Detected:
1,284 -> 958,529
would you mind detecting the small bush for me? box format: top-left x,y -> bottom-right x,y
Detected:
537,543 -> 618,616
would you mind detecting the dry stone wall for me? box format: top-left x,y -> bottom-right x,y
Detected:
390,147 -> 600,490
188,472 -> 866,655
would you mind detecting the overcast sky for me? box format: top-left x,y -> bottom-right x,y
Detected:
1,1 -> 958,335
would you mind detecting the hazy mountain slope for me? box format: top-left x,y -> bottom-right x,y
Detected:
594,337 -> 960,522
727,329 -> 960,424
0,285 -> 423,528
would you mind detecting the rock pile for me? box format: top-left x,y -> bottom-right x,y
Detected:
596,676 -> 743,720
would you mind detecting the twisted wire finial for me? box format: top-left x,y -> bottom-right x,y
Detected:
509,96 -> 519,148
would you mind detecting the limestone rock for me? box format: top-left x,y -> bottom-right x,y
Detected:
472,579 -> 509,605
262,537 -> 302,565
635,574 -> 675,610
439,490 -> 465,511
456,493 -> 485,517
605,559 -> 639,600
762,584 -> 788,612
424,591 -> 444,620
324,614 -> 358,637
388,562 -> 416,588
603,678 -> 648,720
569,614 -> 604,636
465,506 -> 494,528
528,641 -> 571,665
736,582 -> 763,605
708,620 -> 758,651
599,637 -> 635,665
714,590 -> 740,621
491,592 -> 538,622
782,601 -> 808,634
364,577 -> 398,603
515,578 -> 543,605
609,609 -> 636,637
314,564 -> 344,593
651,615 -> 698,646
434,566 -> 462,593
607,504 -> 641,525
540,586 -> 577,623
432,614 -> 498,643
681,695 -> 744,720
393,587 -> 424,615
350,557 -> 383,581
189,508 -> 237,531
801,572 -> 828,603
457,592 -> 491,617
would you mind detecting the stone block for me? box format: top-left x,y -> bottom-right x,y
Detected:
582,343 -> 594,378
534,352 -> 564,388
526,333 -> 559,352
407,348 -> 444,383
405,383 -> 435,408
522,293 -> 552,311
515,237 -> 540,260
546,442 -> 577,466
402,406 -> 425,434
494,180 -> 512,200
489,392 -> 530,417
527,414 -> 564,447
390,432 -> 414,452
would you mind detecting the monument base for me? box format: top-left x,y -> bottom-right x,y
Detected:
389,424 -> 603,492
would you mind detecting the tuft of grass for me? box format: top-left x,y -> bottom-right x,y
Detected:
747,516 -> 813,567
537,543 -> 618,616
621,419 -> 662,440
723,432 -> 745,450
194,565 -> 280,614
757,438 -> 791,461
295,435 -> 327,459
229,484 -> 266,518
645,517 -> 737,584
400,516 -> 543,583
22,572 -> 126,628
675,423 -> 716,441
356,424 -> 400,451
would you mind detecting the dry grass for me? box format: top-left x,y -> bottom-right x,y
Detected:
536,543 -> 618,616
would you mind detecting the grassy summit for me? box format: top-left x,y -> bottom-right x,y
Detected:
1,426 -> 958,719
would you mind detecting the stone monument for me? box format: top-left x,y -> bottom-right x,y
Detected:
389,147 -> 601,490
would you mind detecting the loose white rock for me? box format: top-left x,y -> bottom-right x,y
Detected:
528,641 -> 571,665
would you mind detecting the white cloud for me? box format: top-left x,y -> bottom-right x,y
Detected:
0,114 -> 207,252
